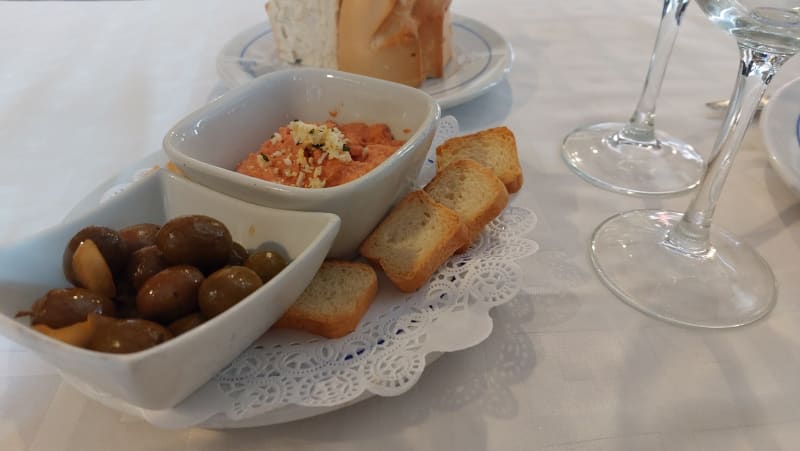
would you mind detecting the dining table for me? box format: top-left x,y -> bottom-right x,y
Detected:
4,0 -> 800,450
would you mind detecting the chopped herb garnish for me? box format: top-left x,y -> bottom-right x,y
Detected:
342,144 -> 350,152
312,143 -> 323,149
259,152 -> 270,162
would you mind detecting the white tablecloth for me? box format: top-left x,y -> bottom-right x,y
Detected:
4,1 -> 800,450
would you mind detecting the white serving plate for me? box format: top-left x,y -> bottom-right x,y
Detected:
761,76 -> 800,195
55,151 -> 539,429
216,14 -> 514,110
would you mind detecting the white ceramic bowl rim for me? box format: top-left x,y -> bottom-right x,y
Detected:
164,68 -> 441,198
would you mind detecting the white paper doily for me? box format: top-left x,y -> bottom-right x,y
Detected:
62,115 -> 539,429
211,205 -> 538,421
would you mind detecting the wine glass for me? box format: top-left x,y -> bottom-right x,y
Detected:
590,0 -> 800,328
562,0 -> 705,196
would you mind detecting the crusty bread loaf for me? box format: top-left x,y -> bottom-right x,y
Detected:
274,261 -> 378,338
424,158 -> 509,251
266,0 -> 339,68
360,190 -> 467,292
414,0 -> 453,79
435,127 -> 523,193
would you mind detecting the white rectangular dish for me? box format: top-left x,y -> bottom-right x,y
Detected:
0,169 -> 340,409
163,68 -> 439,258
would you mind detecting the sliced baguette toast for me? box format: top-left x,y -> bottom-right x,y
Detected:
435,126 -> 523,193
274,261 -> 378,338
424,158 -> 509,251
360,190 -> 467,292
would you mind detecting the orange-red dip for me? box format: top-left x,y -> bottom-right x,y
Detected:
236,121 -> 405,188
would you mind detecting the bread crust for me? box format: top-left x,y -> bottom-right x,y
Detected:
435,126 -> 524,194
360,191 -> 467,292
425,158 -> 509,252
273,261 -> 378,338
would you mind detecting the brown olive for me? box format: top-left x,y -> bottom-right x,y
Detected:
88,315 -> 172,353
119,223 -> 160,253
167,312 -> 206,336
30,288 -> 116,329
244,251 -> 288,283
63,226 -> 128,283
228,242 -> 249,266
136,265 -> 204,323
198,266 -> 262,318
156,215 -> 232,273
113,282 -> 140,319
125,245 -> 169,290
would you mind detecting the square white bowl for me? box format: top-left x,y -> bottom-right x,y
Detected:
163,68 -> 440,259
0,170 -> 340,409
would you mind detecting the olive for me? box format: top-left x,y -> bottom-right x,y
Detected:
198,266 -> 262,318
30,288 -> 116,329
167,312 -> 206,336
119,223 -> 160,253
63,226 -> 128,283
156,215 -> 232,273
113,283 -> 140,319
228,242 -> 249,266
88,315 -> 172,353
136,265 -> 204,323
244,251 -> 288,283
125,245 -> 169,290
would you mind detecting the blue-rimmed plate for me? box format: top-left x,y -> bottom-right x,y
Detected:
216,14 -> 513,110
761,76 -> 800,194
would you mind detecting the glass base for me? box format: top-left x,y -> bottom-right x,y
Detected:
562,122 -> 704,196
590,209 -> 776,328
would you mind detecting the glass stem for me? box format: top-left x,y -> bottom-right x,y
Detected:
665,47 -> 788,256
618,0 -> 689,144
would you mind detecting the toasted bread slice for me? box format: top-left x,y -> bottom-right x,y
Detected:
435,126 -> 523,193
274,261 -> 378,338
360,190 -> 467,292
425,159 -> 509,251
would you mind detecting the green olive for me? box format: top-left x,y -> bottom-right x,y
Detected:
30,288 -> 116,329
136,265 -> 204,323
244,251 -> 288,283
198,266 -> 262,318
156,215 -> 232,273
